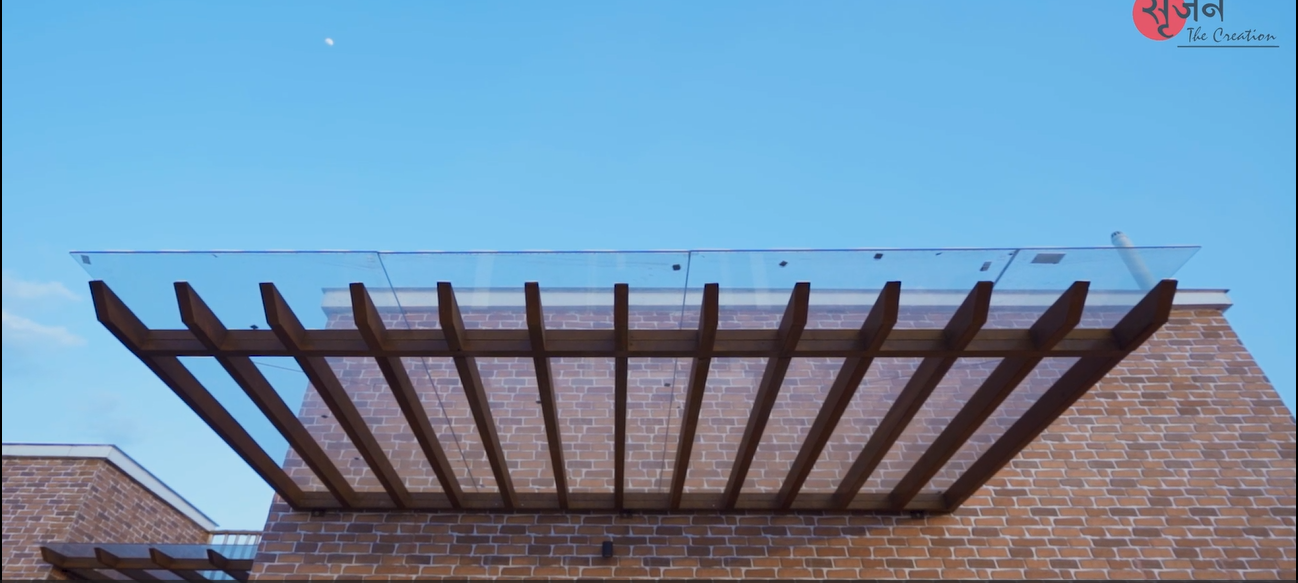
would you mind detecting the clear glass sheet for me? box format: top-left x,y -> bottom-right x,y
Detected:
741,357 -> 844,493
250,357 -> 322,491
863,357 -> 1003,493
803,358 -> 918,492
327,354 -> 442,493
400,356 -> 497,493
998,247 -> 1198,327
74,251 -> 390,329
683,357 -> 765,492
627,357 -> 689,493
378,251 -> 690,330
927,357 -> 1080,492
553,358 -> 614,492
253,356 -> 383,492
479,356 -> 556,492
173,357 -> 298,486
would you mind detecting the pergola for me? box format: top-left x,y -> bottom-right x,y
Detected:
41,543 -> 254,582
87,276 -> 1177,514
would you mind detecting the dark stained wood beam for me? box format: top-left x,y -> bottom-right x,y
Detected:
437,282 -> 518,509
149,548 -> 212,583
524,282 -> 569,509
350,283 -> 465,508
832,281 -> 994,509
613,283 -> 630,509
260,282 -> 413,509
120,326 -> 1132,360
94,548 -> 159,581
175,282 -> 359,509
295,488 -> 948,512
92,548 -> 121,569
886,282 -> 1089,510
89,281 -> 306,507
668,284 -> 720,509
721,282 -> 812,509
206,549 -> 251,582
775,282 -> 901,509
941,280 -> 1176,510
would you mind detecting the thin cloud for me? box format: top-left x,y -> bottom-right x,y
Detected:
1,309 -> 86,347
2,270 -> 80,302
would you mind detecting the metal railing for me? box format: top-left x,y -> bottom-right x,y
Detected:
208,530 -> 262,547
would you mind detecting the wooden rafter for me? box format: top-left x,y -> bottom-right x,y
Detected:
613,283 -> 630,509
89,282 -> 306,508
87,279 -> 1176,514
775,281 -> 900,509
176,282 -> 359,508
832,281 -> 994,509
668,283 -> 720,509
149,548 -> 212,583
438,282 -> 518,509
261,283 -> 413,509
524,282 -> 569,509
350,283 -> 465,508
722,282 -> 811,509
941,280 -> 1177,510
885,281 -> 1089,510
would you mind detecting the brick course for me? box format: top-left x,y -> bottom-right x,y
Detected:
2,456 -> 211,580
247,306 -> 1296,579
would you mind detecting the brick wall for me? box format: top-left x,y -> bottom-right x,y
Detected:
250,307 -> 1297,579
1,456 -> 211,580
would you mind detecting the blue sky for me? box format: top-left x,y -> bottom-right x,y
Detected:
3,2 -> 1294,530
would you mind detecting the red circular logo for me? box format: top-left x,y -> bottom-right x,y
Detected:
1133,0 -> 1188,41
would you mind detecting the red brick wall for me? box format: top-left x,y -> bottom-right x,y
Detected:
1,456 -> 211,580
251,307 -> 1297,579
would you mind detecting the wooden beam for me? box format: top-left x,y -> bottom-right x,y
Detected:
94,548 -> 159,581
941,280 -> 1176,510
260,282 -> 413,509
295,488 -> 948,512
668,284 -> 720,509
92,548 -> 121,569
120,326 -> 1130,360
613,283 -> 630,509
886,282 -> 1088,510
206,549 -> 250,583
721,282 -> 811,509
149,549 -> 212,583
176,282 -> 359,509
832,281 -> 993,509
775,282 -> 901,509
524,282 -> 569,509
89,281 -> 305,507
350,283 -> 466,508
438,282 -> 518,509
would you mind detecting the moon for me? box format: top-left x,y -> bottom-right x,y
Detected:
324,38 -> 334,46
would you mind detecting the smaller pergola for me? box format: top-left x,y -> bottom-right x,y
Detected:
40,544 -> 253,582
88,277 -> 1176,514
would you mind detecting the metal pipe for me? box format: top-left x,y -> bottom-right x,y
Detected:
1111,231 -> 1157,291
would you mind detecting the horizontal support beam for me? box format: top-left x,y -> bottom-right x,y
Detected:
127,327 -> 1124,359
288,490 -> 949,513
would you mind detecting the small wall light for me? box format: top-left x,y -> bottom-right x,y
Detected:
601,540 -> 614,559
